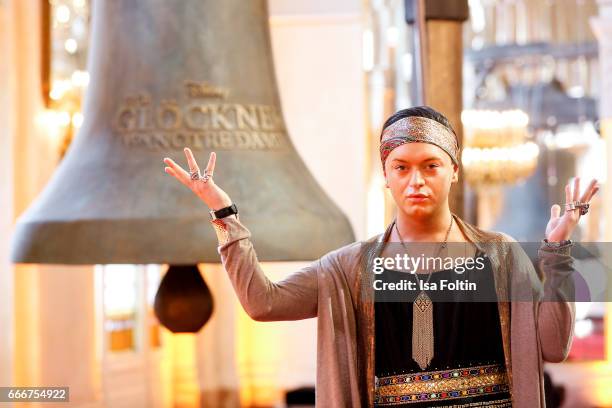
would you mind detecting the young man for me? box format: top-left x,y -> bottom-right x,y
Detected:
163,106 -> 598,407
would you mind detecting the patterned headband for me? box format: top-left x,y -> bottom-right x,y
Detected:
379,116 -> 460,168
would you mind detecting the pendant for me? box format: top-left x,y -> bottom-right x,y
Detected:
414,290 -> 432,313
412,291 -> 434,370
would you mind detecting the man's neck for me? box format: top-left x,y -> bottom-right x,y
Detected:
394,207 -> 453,242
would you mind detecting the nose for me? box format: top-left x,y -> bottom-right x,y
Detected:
408,168 -> 425,189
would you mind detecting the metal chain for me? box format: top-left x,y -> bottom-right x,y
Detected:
394,217 -> 453,288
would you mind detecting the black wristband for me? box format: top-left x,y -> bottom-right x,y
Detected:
209,203 -> 238,220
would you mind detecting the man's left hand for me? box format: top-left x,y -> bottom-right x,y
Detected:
545,177 -> 599,242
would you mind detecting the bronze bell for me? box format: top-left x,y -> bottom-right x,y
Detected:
10,0 -> 355,265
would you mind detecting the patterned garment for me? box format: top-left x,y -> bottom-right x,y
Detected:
374,251 -> 512,407
375,364 -> 511,407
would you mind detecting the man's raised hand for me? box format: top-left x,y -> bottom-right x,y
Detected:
163,148 -> 233,211
546,176 -> 599,242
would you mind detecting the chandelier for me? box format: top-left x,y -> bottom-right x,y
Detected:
461,109 -> 539,187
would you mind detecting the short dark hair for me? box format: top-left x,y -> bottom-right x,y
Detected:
381,106 -> 457,143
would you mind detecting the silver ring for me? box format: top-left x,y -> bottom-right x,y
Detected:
199,170 -> 212,183
565,201 -> 589,215
190,170 -> 200,181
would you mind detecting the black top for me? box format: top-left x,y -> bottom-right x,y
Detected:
374,251 -> 512,407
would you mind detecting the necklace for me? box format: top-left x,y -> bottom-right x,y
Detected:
393,216 -> 453,370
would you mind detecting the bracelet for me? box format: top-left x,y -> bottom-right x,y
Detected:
209,203 -> 238,220
541,238 -> 573,255
543,238 -> 572,248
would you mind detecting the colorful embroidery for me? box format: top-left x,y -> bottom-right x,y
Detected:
374,364 -> 509,406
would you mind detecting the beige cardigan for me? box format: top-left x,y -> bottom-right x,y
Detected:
212,213 -> 575,407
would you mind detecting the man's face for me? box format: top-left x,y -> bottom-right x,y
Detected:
384,142 -> 458,218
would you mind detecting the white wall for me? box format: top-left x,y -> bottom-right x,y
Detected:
269,12 -> 367,240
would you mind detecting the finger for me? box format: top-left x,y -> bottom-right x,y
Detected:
163,157 -> 190,183
164,157 -> 188,174
586,186 -> 600,203
164,166 -> 181,180
550,204 -> 561,220
564,183 -> 572,211
573,176 -> 580,201
164,166 -> 189,185
184,147 -> 200,173
205,151 -> 216,176
581,179 -> 598,202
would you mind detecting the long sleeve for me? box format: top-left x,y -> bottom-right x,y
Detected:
536,243 -> 576,363
210,215 -> 319,322
500,232 -> 576,363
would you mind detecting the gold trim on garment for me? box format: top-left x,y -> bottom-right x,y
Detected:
375,364 -> 509,406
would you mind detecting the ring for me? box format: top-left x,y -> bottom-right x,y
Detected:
565,201 -> 589,215
200,170 -> 212,183
190,169 -> 200,180
189,169 -> 212,182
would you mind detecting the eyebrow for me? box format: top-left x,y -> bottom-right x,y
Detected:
391,157 -> 443,163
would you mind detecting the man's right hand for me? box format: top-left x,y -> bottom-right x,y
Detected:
163,147 -> 233,211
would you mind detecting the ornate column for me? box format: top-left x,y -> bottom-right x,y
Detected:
590,1 -> 612,241
590,0 -> 612,364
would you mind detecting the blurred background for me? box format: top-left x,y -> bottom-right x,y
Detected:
1,0 -> 611,407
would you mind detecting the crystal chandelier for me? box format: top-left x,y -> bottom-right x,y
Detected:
461,109 -> 539,187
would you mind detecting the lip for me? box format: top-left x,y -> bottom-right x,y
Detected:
407,194 -> 428,199
406,194 -> 429,203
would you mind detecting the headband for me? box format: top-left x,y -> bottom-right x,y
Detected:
379,116 -> 460,168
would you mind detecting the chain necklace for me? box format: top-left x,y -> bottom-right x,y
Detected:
394,217 -> 453,288
393,216 -> 453,370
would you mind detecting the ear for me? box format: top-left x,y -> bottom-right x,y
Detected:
383,168 -> 389,188
451,164 -> 459,183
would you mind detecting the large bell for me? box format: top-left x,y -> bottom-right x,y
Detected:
11,0 -> 355,265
